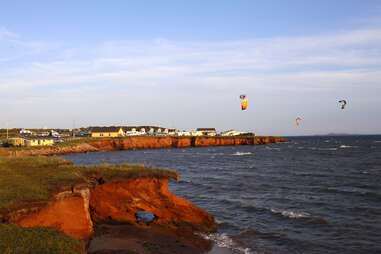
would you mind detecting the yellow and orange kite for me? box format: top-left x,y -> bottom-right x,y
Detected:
240,95 -> 248,110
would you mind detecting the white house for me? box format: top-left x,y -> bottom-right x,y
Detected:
126,130 -> 146,136
20,129 -> 33,135
175,131 -> 191,136
221,130 -> 237,136
49,130 -> 61,137
190,131 -> 202,136
168,129 -> 178,136
195,128 -> 217,136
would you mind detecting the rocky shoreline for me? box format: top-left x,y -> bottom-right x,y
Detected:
0,136 -> 288,253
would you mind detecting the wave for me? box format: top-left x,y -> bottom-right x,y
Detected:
232,152 -> 252,156
339,145 -> 356,148
270,208 -> 311,219
215,219 -> 230,226
327,187 -> 381,198
318,148 -> 337,151
200,233 -> 253,254
265,147 -> 281,151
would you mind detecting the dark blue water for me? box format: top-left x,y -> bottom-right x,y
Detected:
64,136 -> 381,254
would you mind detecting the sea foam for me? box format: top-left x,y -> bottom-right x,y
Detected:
199,233 -> 254,254
339,145 -> 353,148
232,152 -> 252,156
271,208 -> 311,219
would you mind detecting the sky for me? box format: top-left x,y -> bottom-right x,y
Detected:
0,0 -> 381,136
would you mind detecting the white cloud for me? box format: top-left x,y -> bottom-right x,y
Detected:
0,27 -> 18,40
1,26 -> 381,133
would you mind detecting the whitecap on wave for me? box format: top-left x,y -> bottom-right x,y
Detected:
339,145 -> 354,148
232,152 -> 252,156
270,208 -> 311,219
199,233 -> 253,254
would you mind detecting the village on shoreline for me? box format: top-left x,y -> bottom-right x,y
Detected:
0,126 -> 255,147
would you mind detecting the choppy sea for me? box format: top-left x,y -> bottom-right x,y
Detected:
65,135 -> 381,254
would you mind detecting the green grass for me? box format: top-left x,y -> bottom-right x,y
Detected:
0,224 -> 84,254
0,156 -> 178,209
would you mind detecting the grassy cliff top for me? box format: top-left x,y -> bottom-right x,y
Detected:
0,224 -> 84,254
0,156 -> 178,209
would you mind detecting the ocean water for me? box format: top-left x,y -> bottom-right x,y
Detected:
64,135 -> 381,254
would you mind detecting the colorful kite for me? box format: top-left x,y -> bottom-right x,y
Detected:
339,100 -> 347,109
240,95 -> 248,110
295,117 -> 302,126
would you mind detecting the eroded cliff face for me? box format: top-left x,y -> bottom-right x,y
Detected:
8,185 -> 93,240
89,178 -> 216,233
6,177 -> 216,242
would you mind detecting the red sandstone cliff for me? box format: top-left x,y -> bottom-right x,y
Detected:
6,177 -> 216,242
89,178 -> 216,233
3,136 -> 288,156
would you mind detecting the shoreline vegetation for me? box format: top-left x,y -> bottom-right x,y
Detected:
0,136 -> 287,254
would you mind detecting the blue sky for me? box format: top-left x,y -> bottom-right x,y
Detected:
1,1 -> 381,135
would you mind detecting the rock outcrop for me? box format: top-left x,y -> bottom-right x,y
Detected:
5,177 -> 216,242
89,178 -> 216,233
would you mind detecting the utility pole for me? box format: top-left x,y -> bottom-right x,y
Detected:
6,121 -> 8,140
73,120 -> 76,138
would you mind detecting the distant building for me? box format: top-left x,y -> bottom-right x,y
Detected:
8,137 -> 25,147
20,129 -> 33,135
36,131 -> 49,137
168,129 -> 179,136
190,131 -> 202,136
220,130 -> 237,136
91,127 -> 125,138
25,138 -> 54,147
49,130 -> 61,137
196,128 -> 217,136
125,127 -> 146,136
175,131 -> 191,136
8,137 -> 55,147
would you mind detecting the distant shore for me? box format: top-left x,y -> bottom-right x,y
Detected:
0,136 -> 288,156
